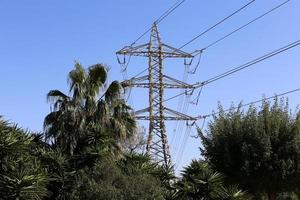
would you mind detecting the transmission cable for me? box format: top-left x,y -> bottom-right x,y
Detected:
126,0 -> 257,82
173,0 -> 292,145
193,0 -> 291,56
130,0 -> 186,46
198,87 -> 300,119
175,87 -> 300,166
175,123 -> 192,167
163,39 -> 300,104
200,40 -> 300,85
171,0 -> 260,143
178,0 -> 256,50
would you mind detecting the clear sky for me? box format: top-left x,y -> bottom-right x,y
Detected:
1,0 -> 300,172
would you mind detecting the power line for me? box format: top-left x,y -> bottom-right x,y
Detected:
127,0 -> 257,82
200,39 -> 300,85
175,87 -> 300,166
126,0 -> 289,88
130,0 -> 186,46
199,87 -> 300,119
163,39 -> 300,103
120,0 -> 187,78
178,0 -> 256,50
193,0 -> 291,55
173,0 -> 291,167
156,0 -> 186,24
176,118 -> 205,169
174,87 -> 300,167
175,123 -> 192,167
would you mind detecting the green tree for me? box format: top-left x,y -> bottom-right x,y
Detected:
70,153 -> 166,200
0,118 -> 48,200
42,63 -> 138,199
174,160 -> 250,200
200,98 -> 300,199
44,62 -> 136,156
174,160 -> 224,200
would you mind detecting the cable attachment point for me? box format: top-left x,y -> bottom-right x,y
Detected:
186,120 -> 196,127
185,88 -> 194,96
190,86 -> 204,105
189,49 -> 203,74
184,57 -> 193,66
117,54 -> 132,73
116,54 -> 125,65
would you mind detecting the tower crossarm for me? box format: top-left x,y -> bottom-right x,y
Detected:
134,107 -> 197,121
116,43 -> 194,58
116,43 -> 149,56
163,75 -> 195,89
164,107 -> 197,121
135,116 -> 197,121
121,75 -> 149,87
134,107 -> 150,115
121,74 -> 195,89
161,43 -> 193,58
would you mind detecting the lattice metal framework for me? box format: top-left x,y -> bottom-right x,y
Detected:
117,23 -> 196,166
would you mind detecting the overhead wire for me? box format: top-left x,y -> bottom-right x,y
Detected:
163,39 -> 300,104
176,118 -> 205,169
173,93 -> 192,158
175,87 -> 300,166
172,38 -> 300,164
175,87 -> 300,167
193,0 -> 291,56
199,87 -> 300,119
117,54 -> 133,105
178,0 -> 256,50
121,0 -> 187,81
173,36 -> 300,167
126,0 -> 257,82
129,0 -> 289,82
177,0 -> 292,134
172,0 -> 259,159
175,87 -> 203,166
199,40 -> 300,86
156,0 -> 187,24
171,64 -> 189,146
170,0 -> 257,155
130,0 -> 186,46
175,122 -> 193,168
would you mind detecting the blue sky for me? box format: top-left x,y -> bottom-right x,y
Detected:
1,0 -> 300,171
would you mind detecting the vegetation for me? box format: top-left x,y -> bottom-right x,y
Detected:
0,119 -> 48,200
174,160 -> 251,200
1,63 -> 300,199
200,99 -> 300,199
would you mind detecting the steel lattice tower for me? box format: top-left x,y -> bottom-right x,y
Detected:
117,23 -> 196,166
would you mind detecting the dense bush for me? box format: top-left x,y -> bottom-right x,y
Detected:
200,99 -> 300,199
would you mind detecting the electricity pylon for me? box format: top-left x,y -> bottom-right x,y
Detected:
117,23 -> 196,166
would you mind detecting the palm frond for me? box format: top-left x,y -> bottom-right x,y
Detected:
47,90 -> 69,103
88,64 -> 107,87
68,62 -> 86,101
105,81 -> 123,103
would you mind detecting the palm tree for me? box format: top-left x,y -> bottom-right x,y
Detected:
221,185 -> 252,200
174,160 -> 251,200
44,62 -> 136,156
174,160 -> 224,200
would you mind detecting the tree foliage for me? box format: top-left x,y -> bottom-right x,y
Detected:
174,160 -> 251,200
44,62 -> 136,156
0,118 -> 48,200
200,98 -> 300,199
